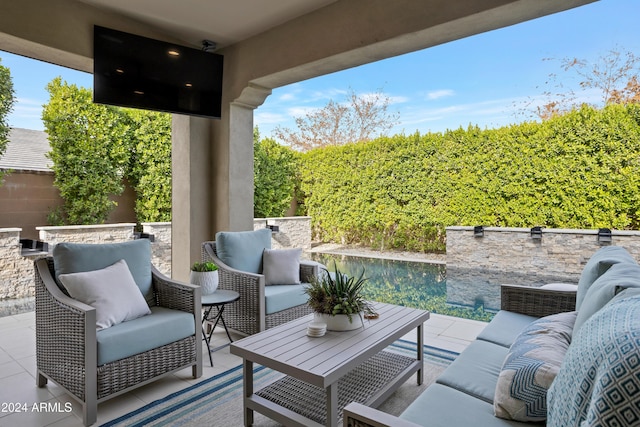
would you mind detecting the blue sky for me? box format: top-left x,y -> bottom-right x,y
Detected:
2,0 -> 639,137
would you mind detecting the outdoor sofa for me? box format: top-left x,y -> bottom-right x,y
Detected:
344,245 -> 640,426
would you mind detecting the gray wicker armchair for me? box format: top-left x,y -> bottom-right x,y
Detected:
202,240 -> 319,335
34,256 -> 202,426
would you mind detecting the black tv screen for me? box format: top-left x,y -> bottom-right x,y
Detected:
93,25 -> 223,119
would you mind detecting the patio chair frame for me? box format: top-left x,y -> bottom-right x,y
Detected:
202,241 -> 316,336
34,257 -> 202,426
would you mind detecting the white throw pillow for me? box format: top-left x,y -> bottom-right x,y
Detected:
58,259 -> 151,330
262,248 -> 302,285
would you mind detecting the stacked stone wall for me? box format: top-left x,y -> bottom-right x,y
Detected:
445,226 -> 640,311
1,219 -> 311,300
253,216 -> 312,251
0,229 -> 35,299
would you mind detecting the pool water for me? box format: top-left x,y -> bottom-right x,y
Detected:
310,253 -> 495,322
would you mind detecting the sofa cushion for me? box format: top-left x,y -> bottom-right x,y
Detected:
494,311 -> 577,422
548,292 -> 640,427
264,284 -> 308,314
573,262 -> 640,335
96,306 -> 195,366
401,383 -> 540,427
58,259 -> 151,330
53,239 -> 154,305
576,245 -> 636,310
263,248 -> 301,285
476,310 -> 539,348
215,229 -> 271,274
436,339 -> 509,403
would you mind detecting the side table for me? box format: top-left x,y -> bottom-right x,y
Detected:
201,289 -> 240,366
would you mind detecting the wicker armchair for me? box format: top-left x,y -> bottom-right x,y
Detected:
202,240 -> 318,335
34,257 -> 202,426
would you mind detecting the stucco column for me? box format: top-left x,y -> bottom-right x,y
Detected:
171,115 -> 212,281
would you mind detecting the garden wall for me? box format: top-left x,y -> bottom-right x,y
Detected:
0,218 -> 312,300
445,226 -> 640,311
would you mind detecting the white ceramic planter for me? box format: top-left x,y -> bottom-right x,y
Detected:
190,270 -> 219,295
315,312 -> 363,331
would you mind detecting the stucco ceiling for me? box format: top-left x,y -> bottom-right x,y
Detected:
78,0 -> 337,48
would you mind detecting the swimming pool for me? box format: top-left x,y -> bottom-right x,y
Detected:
310,253 -> 496,322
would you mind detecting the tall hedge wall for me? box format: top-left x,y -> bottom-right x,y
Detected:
298,104 -> 640,252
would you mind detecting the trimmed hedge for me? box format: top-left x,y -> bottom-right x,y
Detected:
298,104 -> 640,252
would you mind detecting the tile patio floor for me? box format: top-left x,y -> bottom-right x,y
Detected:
0,310 -> 487,426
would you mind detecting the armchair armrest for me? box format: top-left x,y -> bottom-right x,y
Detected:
300,260 -> 322,283
153,265 -> 201,315
501,284 -> 576,317
34,258 -> 96,398
343,403 -> 421,427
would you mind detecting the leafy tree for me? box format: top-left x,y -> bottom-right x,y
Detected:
0,57 -> 16,183
127,109 -> 172,222
254,128 -> 299,217
273,88 -> 399,151
535,48 -> 640,119
42,77 -> 131,224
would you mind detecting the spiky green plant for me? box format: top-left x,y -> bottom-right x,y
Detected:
305,264 -> 374,322
191,261 -> 218,272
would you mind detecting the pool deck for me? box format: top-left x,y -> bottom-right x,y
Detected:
0,309 -> 485,426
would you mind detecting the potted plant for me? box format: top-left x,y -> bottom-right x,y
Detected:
190,261 -> 219,295
304,264 -> 376,331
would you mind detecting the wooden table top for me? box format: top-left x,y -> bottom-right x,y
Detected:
230,302 -> 430,388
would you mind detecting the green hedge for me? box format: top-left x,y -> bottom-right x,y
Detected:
298,104 -> 640,252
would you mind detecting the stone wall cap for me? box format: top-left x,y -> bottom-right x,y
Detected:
140,222 -> 171,226
36,223 -> 136,231
0,228 -> 22,232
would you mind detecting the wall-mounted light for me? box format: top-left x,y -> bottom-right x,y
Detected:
474,226 -> 484,238
530,226 -> 543,240
598,228 -> 612,244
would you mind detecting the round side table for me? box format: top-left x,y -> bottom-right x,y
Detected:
201,289 -> 240,367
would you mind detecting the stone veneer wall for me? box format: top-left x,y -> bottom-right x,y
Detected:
0,228 -> 35,299
141,222 -> 171,276
445,226 -> 640,311
1,218 -> 312,300
253,216 -> 312,250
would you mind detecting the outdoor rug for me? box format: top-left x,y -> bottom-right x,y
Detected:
101,340 -> 458,427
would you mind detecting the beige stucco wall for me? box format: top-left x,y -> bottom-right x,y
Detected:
0,170 -> 137,240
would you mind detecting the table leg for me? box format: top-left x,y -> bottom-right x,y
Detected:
201,306 -> 214,367
243,359 -> 254,427
326,382 -> 338,427
417,322 -> 424,385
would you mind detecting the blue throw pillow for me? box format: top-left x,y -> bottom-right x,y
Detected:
573,262 -> 640,335
215,229 -> 271,274
576,246 -> 636,310
53,239 -> 154,305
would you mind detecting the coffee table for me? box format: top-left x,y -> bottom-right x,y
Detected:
230,302 -> 430,427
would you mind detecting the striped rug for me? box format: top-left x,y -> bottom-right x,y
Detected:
101,340 -> 457,427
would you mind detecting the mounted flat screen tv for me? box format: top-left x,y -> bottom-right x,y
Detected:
93,25 -> 223,119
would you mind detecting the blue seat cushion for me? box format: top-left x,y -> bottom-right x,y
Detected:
435,339 -> 509,403
264,284 -> 308,315
476,310 -> 539,348
215,229 -> 271,274
53,239 -> 154,306
96,306 -> 194,366
401,384 -> 539,427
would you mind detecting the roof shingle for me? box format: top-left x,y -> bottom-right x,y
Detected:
0,128 -> 51,172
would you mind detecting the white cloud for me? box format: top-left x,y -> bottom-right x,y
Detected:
427,89 -> 455,100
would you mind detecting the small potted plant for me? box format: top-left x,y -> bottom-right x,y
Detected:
304,264 -> 375,331
190,261 -> 219,295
